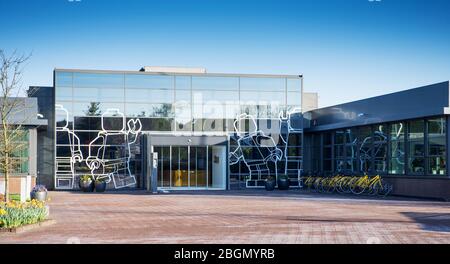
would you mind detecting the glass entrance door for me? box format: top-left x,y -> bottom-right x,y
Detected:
155,145 -> 225,189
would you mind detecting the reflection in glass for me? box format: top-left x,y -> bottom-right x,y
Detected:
192,76 -> 239,90
197,147 -> 207,187
389,122 -> 405,174
125,74 -> 174,89
55,72 -> 73,87
428,118 -> 446,175
408,120 -> 425,174
73,73 -> 124,88
240,77 -> 284,91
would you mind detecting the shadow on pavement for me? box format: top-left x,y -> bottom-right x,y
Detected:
401,212 -> 450,233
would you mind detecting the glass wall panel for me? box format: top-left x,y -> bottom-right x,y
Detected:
126,103 -> 174,118
240,77 -> 285,91
287,78 -> 301,92
73,73 -> 124,88
373,124 -> 388,173
390,122 -> 405,174
175,90 -> 191,102
73,87 -> 124,102
197,147 -> 207,187
125,88 -> 174,103
56,86 -> 72,101
192,90 -> 239,102
287,92 -> 301,106
55,72 -> 73,87
72,102 -> 125,117
427,118 -> 446,175
408,119 -> 425,174
125,74 -> 174,89
240,91 -> 285,104
192,76 -> 239,91
175,76 -> 191,90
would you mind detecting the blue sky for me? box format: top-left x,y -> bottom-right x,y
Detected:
1,0 -> 449,107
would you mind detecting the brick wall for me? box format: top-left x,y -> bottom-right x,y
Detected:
0,175 -> 37,195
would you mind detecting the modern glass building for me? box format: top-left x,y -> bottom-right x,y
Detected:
50,67 -> 304,190
27,67 -> 450,200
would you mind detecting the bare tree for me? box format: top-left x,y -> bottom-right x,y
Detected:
0,50 -> 31,202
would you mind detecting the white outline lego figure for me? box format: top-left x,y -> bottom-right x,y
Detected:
55,104 -> 83,189
85,109 -> 142,189
279,107 -> 304,176
229,113 -> 283,186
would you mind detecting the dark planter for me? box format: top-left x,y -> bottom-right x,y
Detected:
95,181 -> 107,193
31,191 -> 47,201
265,179 -> 276,191
80,180 -> 94,192
277,177 -> 290,190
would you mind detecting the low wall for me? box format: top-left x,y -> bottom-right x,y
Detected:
0,175 -> 36,202
384,177 -> 450,201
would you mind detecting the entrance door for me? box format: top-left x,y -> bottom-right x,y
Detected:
155,145 -> 225,190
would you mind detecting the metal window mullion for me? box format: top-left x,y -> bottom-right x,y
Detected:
405,121 -> 410,175
188,146 -> 190,188
424,119 -> 429,176
169,146 -> 172,188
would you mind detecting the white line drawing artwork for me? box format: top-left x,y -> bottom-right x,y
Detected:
55,104 -> 83,189
359,129 -> 388,173
279,107 -> 303,178
229,113 -> 283,188
85,109 -> 142,189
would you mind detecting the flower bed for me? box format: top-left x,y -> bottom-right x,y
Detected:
0,200 -> 48,229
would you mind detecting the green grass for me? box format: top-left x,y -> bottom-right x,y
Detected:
0,194 -> 21,202
9,194 -> 21,201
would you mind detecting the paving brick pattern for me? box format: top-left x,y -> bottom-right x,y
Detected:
1,190 -> 450,244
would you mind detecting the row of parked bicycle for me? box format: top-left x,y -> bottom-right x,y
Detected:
303,175 -> 393,196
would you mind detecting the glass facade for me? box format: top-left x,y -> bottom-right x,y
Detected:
54,70 -> 303,189
308,117 -> 447,177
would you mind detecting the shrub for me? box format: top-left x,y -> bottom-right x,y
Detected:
80,175 -> 93,182
0,200 -> 48,229
95,177 -> 106,184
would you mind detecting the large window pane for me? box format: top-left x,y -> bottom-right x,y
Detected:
73,102 -> 125,117
125,88 -> 174,103
409,120 -> 425,156
56,86 -> 72,100
192,76 -> 239,90
428,118 -> 446,156
175,76 -> 191,90
389,122 -> 405,174
73,87 -> 124,102
126,103 -> 174,118
429,156 -> 446,175
240,91 -> 285,105
125,74 -> 174,89
73,73 -> 124,88
408,120 -> 425,174
287,92 -> 301,105
192,90 -> 239,103
287,78 -> 301,92
240,77 -> 285,91
55,72 -> 73,87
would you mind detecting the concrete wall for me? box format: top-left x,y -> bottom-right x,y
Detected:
384,177 -> 450,201
28,86 -> 55,189
0,176 -> 36,202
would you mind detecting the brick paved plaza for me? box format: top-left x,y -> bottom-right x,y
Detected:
1,191 -> 450,244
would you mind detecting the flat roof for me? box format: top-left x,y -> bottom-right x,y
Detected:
54,68 -> 303,79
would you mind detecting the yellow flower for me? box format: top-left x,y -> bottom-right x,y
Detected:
0,208 -> 7,216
